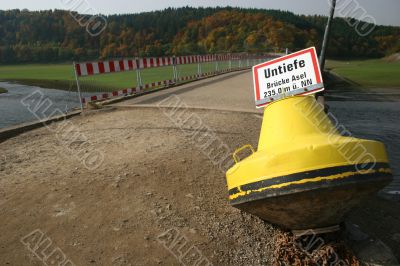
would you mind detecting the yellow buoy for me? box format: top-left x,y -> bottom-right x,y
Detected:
226,95 -> 392,231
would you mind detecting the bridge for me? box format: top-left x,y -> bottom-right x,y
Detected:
0,69 -> 399,265
113,70 -> 259,112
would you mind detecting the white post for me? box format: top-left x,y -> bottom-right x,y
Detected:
173,56 -> 178,83
73,61 -> 84,111
136,69 -> 141,93
197,62 -> 202,78
135,58 -> 143,92
172,56 -> 175,82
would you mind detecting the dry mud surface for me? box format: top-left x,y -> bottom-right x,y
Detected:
1,107 -> 399,265
0,107 -> 278,265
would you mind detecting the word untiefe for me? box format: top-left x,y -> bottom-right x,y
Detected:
264,59 -> 306,78
266,72 -> 308,89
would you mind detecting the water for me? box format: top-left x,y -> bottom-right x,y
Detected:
327,89 -> 400,198
0,82 -> 83,129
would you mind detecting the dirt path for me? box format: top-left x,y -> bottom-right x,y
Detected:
0,107 -> 277,265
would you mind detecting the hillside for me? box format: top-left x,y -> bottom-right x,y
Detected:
0,7 -> 399,63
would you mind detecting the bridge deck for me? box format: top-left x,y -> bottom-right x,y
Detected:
0,70 -> 399,264
114,70 -> 261,112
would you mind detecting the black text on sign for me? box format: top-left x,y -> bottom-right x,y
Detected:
252,47 -> 324,108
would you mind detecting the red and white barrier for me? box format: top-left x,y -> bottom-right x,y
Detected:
82,87 -> 135,104
80,67 -> 248,104
74,54 -> 267,77
75,57 -> 175,77
142,79 -> 175,90
138,57 -> 175,69
74,53 -> 276,107
81,79 -> 175,104
75,59 -> 138,77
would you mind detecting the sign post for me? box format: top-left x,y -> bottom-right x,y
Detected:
320,0 -> 336,71
252,47 -> 324,108
72,61 -> 84,110
135,58 -> 143,93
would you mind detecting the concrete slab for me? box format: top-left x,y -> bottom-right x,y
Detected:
112,70 -> 262,113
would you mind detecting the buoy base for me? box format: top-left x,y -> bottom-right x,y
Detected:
292,225 -> 341,237
231,176 -> 391,231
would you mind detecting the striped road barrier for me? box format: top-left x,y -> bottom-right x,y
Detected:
73,53 -> 277,107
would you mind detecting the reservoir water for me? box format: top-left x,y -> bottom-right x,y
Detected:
0,82 -> 83,129
326,87 -> 400,198
328,101 -> 400,197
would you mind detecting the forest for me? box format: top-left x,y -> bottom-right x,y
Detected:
0,7 -> 399,63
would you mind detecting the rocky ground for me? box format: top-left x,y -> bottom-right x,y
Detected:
1,106 -> 398,265
1,69 -> 399,265
0,107 -> 279,265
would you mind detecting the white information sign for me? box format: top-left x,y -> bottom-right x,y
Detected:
252,47 -> 324,108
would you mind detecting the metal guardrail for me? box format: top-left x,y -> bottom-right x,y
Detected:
73,53 -> 277,108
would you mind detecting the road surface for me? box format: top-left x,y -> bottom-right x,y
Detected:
114,70 -> 261,112
1,70 -> 399,265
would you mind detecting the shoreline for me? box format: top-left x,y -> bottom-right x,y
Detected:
0,58 -> 398,94
2,78 -> 399,94
0,79 -> 74,91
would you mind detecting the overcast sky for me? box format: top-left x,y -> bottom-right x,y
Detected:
1,0 -> 399,26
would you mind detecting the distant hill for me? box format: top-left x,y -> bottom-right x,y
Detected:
0,7 -> 399,63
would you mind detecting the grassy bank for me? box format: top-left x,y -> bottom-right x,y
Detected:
0,87 -> 8,94
0,64 -> 76,91
326,59 -> 400,88
0,62 -> 232,93
1,59 -> 398,93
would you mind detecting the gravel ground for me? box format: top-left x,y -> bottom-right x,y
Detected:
0,107 -> 278,265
